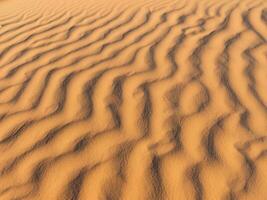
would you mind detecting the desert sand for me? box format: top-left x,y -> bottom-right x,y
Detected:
0,0 -> 267,199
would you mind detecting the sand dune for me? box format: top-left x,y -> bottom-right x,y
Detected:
0,0 -> 267,199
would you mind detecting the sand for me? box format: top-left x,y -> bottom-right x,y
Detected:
0,0 -> 267,199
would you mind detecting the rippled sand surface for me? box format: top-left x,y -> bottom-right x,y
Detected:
0,0 -> 267,199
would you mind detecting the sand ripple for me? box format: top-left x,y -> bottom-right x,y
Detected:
0,0 -> 267,199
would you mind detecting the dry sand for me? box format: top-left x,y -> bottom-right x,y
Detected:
0,0 -> 267,199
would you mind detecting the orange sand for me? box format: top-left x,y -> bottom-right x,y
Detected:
0,0 -> 267,199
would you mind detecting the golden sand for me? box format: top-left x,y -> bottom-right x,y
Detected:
0,0 -> 267,199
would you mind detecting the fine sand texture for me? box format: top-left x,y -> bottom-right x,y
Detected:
1,0 -> 267,199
